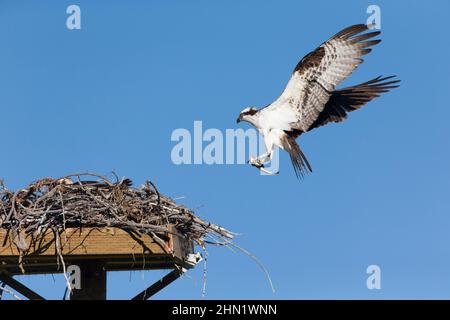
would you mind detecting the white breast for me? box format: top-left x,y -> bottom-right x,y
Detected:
264,128 -> 286,150
258,102 -> 297,131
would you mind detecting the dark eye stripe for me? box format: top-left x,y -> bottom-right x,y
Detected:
243,108 -> 257,116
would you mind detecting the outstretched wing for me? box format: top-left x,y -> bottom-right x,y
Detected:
307,75 -> 400,131
275,24 -> 382,132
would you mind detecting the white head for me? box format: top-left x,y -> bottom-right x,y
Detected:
236,107 -> 258,124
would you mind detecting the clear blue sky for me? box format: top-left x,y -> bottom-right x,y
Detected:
1,0 -> 450,299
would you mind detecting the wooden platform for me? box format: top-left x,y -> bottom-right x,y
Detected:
0,227 -> 194,275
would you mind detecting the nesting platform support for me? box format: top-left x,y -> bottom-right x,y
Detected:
0,226 -> 198,300
70,260 -> 107,300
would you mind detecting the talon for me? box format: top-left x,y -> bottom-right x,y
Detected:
250,159 -> 263,168
259,167 -> 279,175
248,156 -> 261,167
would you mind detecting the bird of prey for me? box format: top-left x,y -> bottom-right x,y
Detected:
236,24 -> 400,178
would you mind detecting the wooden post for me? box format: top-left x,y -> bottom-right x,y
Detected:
70,261 -> 107,300
0,227 -> 195,300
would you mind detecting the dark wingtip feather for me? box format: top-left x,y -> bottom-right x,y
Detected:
360,39 -> 382,48
334,23 -> 383,41
334,24 -> 369,38
361,75 -> 401,87
360,48 -> 372,55
307,75 -> 400,132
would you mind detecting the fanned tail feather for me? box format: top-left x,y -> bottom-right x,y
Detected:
281,134 -> 312,179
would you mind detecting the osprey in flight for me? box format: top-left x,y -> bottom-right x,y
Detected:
236,24 -> 400,177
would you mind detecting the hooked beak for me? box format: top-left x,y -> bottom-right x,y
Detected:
236,116 -> 241,124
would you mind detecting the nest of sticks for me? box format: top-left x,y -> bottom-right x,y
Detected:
0,173 -> 236,271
